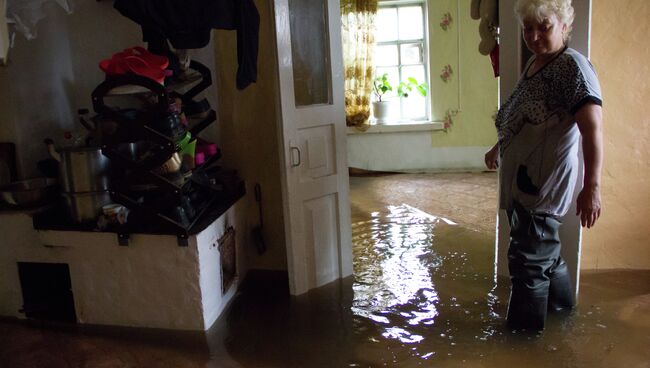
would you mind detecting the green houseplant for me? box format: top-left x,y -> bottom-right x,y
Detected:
372,73 -> 428,123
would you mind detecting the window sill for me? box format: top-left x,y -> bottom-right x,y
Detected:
347,121 -> 445,135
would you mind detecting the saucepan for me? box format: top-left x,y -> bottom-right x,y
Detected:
44,139 -> 111,193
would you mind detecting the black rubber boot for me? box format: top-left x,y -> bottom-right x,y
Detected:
506,285 -> 548,331
506,201 -> 565,331
548,260 -> 575,312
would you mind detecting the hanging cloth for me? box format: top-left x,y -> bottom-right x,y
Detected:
6,0 -> 73,40
341,0 -> 378,128
113,0 -> 259,90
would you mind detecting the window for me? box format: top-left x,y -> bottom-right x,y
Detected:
374,0 -> 429,123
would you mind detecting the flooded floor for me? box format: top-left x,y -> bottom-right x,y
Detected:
1,172 -> 649,367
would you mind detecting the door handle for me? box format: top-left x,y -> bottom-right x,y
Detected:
290,146 -> 301,167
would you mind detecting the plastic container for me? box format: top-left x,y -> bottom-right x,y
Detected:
195,152 -> 206,166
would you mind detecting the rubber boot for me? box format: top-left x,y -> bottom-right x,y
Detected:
506,201 -> 563,331
548,260 -> 575,312
506,286 -> 548,331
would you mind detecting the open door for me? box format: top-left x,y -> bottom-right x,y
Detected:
273,0 -> 353,295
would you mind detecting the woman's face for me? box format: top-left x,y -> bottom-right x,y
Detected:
522,14 -> 567,57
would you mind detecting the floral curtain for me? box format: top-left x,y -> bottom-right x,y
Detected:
341,0 -> 378,127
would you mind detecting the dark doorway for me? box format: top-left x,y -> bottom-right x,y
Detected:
17,262 -> 77,323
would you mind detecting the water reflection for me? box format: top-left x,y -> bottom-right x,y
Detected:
352,205 -> 443,340
350,204 -> 502,358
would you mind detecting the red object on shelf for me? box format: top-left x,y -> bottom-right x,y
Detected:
99,47 -> 169,84
123,56 -> 166,84
123,46 -> 169,70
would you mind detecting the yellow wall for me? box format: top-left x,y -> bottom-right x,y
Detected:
214,0 -> 287,271
428,0 -> 498,147
583,0 -> 650,269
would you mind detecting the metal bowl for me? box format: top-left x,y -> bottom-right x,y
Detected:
0,178 -> 58,207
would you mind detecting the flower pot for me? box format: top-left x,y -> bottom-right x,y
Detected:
372,101 -> 392,124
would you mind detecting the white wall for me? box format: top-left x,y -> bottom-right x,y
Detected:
347,127 -> 491,172
1,2 -> 135,178
0,200 -> 246,330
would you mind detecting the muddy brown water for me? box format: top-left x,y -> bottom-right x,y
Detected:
1,204 -> 648,367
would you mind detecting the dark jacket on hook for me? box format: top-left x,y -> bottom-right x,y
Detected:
113,0 -> 259,90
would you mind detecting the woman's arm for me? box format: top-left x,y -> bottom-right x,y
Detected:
575,103 -> 604,228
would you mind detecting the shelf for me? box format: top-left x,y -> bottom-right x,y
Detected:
93,74 -> 168,114
104,84 -> 157,96
171,60 -> 213,104
166,69 -> 203,93
102,141 -> 177,172
87,58 -> 223,246
189,110 -> 217,137
108,179 -> 245,246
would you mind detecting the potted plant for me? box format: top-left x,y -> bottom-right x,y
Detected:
372,73 -> 428,124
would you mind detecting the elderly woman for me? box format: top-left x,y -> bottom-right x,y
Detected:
484,0 -> 603,330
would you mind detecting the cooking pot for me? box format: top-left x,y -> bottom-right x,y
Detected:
61,191 -> 112,223
45,139 -> 110,192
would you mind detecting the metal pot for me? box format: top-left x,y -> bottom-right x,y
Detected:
61,191 -> 112,223
153,152 -> 182,174
45,140 -> 111,192
119,142 -> 182,174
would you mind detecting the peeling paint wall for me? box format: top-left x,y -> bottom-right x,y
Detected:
583,0 -> 650,269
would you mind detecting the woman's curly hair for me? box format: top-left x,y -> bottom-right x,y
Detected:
515,0 -> 575,40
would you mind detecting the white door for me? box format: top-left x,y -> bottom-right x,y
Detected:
273,0 -> 353,295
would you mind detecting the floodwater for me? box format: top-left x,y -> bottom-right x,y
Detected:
1,200 -> 649,367
210,204 -> 649,368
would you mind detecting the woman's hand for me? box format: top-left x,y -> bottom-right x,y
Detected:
576,183 -> 601,228
484,143 -> 499,170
